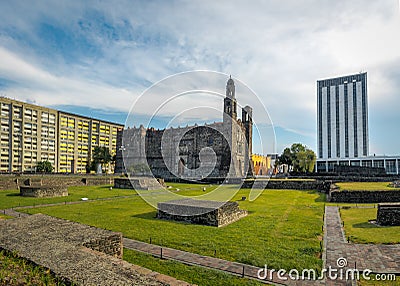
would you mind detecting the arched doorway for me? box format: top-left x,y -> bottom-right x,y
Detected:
178,158 -> 185,176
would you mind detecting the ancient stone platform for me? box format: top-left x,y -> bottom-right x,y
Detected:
19,185 -> 68,198
114,177 -> 165,190
0,214 -> 191,285
157,199 -> 247,227
377,203 -> 400,226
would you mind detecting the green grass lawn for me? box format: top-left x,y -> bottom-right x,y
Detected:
0,185 -> 137,210
0,249 -> 70,286
336,182 -> 400,191
340,207 -> 400,244
124,248 -> 263,286
0,214 -> 13,220
21,184 -> 325,272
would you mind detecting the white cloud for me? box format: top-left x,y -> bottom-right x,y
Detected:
0,46 -> 137,111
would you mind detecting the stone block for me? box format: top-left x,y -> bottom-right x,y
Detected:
377,203 -> 400,226
19,185 -> 68,198
157,199 -> 247,227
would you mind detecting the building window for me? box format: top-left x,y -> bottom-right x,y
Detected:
373,160 -> 384,169
385,160 -> 396,174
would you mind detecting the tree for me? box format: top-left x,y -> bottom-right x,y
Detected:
277,147 -> 293,166
36,160 -> 53,173
92,146 -> 112,173
277,143 -> 316,173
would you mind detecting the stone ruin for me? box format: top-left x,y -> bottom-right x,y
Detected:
19,185 -> 68,198
19,178 -> 68,198
114,177 -> 165,190
0,214 -> 123,258
377,203 -> 400,226
157,198 -> 248,227
0,214 -> 190,285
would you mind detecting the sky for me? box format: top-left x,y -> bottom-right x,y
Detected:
0,1 -> 399,155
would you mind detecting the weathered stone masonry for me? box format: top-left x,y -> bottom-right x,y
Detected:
0,214 -> 123,258
328,190 -> 400,203
157,199 -> 248,227
19,185 -> 68,198
118,77 -> 254,181
0,175 -> 116,190
114,177 -> 165,190
377,203 -> 400,226
0,214 -> 191,285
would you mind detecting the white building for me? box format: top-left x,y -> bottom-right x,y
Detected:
317,72 -> 368,160
316,72 -> 399,174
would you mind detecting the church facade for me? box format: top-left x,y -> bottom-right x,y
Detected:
116,77 -> 253,181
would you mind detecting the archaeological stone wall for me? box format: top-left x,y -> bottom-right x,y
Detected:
242,179 -> 331,192
82,233 -> 123,257
333,165 -> 387,176
0,175 -> 117,190
0,214 -> 123,258
114,177 -> 165,190
217,201 -> 248,227
114,177 -> 133,189
19,185 -> 68,198
328,190 -> 400,203
377,203 -> 400,226
288,174 -> 400,183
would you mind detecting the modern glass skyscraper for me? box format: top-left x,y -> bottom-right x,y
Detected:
317,72 -> 369,159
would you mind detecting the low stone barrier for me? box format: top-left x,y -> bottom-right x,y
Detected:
377,203 -> 400,226
0,175 -> 118,190
24,177 -> 43,186
114,177 -> 133,189
288,175 -> 400,183
82,177 -> 113,186
114,177 -> 165,190
242,179 -> 331,192
157,199 -> 247,227
328,190 -> 400,203
19,185 -> 68,198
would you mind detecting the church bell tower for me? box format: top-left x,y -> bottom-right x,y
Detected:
223,76 -> 237,123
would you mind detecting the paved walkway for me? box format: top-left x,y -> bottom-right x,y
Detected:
123,238 -> 327,285
324,206 -> 400,285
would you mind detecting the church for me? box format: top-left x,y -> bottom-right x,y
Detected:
116,77 -> 254,181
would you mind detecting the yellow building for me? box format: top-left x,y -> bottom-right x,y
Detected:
0,97 -> 123,173
252,154 -> 271,176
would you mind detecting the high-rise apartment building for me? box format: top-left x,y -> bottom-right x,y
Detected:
317,72 -> 368,160
0,97 -> 123,173
316,72 -> 400,174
